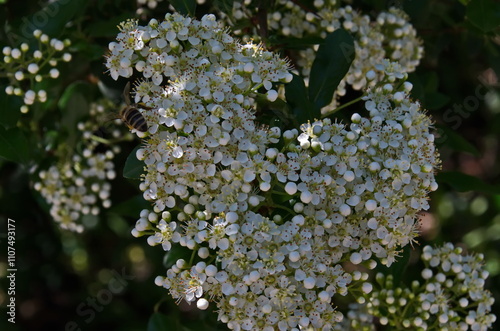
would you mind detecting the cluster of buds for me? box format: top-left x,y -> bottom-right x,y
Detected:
34,101 -> 122,232
2,30 -> 72,113
345,243 -> 496,331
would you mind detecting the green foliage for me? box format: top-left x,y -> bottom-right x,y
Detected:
148,313 -> 178,331
168,0 -> 197,16
0,126 -> 30,165
123,146 -> 145,179
163,244 -> 193,269
308,29 -> 355,112
437,172 -> 500,195
285,72 -> 315,125
19,0 -> 88,38
466,0 -> 500,33
0,89 -> 22,128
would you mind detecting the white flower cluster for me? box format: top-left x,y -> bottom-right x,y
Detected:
106,13 -> 440,330
346,243 -> 496,330
225,1 -> 423,110
2,29 -> 72,113
34,102 -> 120,232
288,61 -> 439,268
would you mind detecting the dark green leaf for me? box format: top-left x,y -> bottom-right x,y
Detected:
436,171 -> 500,194
435,124 -> 481,156
214,0 -> 234,15
466,0 -> 500,33
168,0 -> 196,16
58,82 -> 90,150
371,244 -> 411,284
123,145 -> 145,179
163,244 -> 193,269
19,0 -> 87,38
148,313 -> 177,331
308,29 -> 355,112
285,73 -> 315,125
109,194 -> 150,217
85,12 -> 134,38
0,127 -> 30,165
425,92 -> 450,110
59,81 -> 91,129
389,245 -> 411,286
0,88 -> 22,129
254,93 -> 294,128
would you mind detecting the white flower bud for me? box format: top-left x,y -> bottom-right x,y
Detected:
350,252 -> 362,264
15,71 -> 24,80
197,298 -> 209,310
11,48 -> 21,59
266,89 -> 278,102
49,68 -> 60,79
63,53 -> 72,62
362,282 -> 373,294
27,63 -> 39,74
366,70 -> 376,80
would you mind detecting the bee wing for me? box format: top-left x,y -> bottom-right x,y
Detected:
123,81 -> 132,106
103,112 -> 121,124
137,102 -> 154,110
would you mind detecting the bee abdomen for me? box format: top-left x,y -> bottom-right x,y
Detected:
122,107 -> 148,132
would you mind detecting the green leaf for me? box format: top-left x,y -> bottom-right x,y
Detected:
214,0 -> 234,15
109,194 -> 150,217
59,81 -> 91,129
308,29 -> 355,112
285,73 -> 315,125
163,244 -> 193,269
123,146 -> 145,179
0,88 -> 22,129
58,82 -> 91,150
436,171 -> 500,194
19,0 -> 87,38
425,92 -> 450,110
148,313 -> 177,331
168,0 -> 196,16
0,127 -> 30,165
85,12 -> 134,38
254,93 -> 294,129
466,0 -> 500,33
435,124 -> 481,156
371,244 -> 411,283
390,245 -> 411,286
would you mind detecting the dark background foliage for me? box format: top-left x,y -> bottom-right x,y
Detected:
0,0 -> 499,330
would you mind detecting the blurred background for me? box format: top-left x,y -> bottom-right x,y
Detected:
0,0 -> 499,330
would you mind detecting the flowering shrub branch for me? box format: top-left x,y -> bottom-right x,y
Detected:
100,12 -> 492,330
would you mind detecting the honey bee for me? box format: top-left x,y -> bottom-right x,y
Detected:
120,82 -> 151,132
